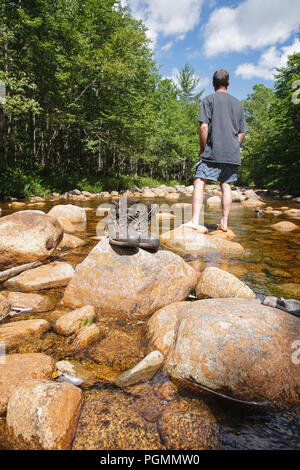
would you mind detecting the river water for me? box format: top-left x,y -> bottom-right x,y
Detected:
0,191 -> 299,450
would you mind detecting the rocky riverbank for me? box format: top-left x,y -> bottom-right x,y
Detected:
0,185 -> 299,450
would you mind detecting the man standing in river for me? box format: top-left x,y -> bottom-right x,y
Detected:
185,69 -> 247,232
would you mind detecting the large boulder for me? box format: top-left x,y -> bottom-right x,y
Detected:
4,261 -> 74,291
48,204 -> 86,231
6,380 -> 83,450
0,211 -> 63,271
196,267 -> 255,299
63,238 -> 197,319
148,298 -> 300,408
160,225 -> 244,256
0,353 -> 55,415
0,319 -> 50,352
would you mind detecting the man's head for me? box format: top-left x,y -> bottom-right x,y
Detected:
213,69 -> 230,91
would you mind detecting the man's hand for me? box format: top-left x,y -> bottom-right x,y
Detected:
238,132 -> 245,146
199,122 -> 208,155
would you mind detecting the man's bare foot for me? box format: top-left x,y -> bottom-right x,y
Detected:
218,217 -> 228,232
183,221 -> 200,230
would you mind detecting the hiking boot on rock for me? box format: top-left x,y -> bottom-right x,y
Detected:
128,201 -> 160,251
108,198 -> 139,248
108,197 -> 160,251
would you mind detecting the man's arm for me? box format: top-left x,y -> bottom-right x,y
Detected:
238,132 -> 245,146
199,122 -> 208,155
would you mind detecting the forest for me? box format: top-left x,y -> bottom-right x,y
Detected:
0,0 -> 299,198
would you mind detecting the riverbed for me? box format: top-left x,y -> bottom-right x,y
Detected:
0,190 -> 299,450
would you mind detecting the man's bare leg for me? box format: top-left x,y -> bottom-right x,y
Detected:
219,182 -> 232,231
184,178 -> 206,229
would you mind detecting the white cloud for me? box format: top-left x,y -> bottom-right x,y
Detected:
124,0 -> 204,48
235,38 -> 300,80
186,49 -> 201,59
161,41 -> 174,52
204,0 -> 300,57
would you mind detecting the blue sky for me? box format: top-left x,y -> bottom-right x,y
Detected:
121,0 -> 300,100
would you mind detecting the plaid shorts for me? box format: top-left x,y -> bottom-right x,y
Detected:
195,160 -> 238,184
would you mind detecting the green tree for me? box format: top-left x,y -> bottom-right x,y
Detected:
177,63 -> 201,101
240,38 -> 300,194
0,0 -> 205,197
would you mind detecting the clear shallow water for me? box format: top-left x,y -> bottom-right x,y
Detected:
0,192 -> 300,450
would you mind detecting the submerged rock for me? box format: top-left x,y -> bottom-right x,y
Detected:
196,267 -> 255,299
0,319 -> 50,352
6,380 -> 83,450
63,237 -> 197,319
3,292 -> 55,314
158,399 -> 219,450
55,360 -> 98,389
72,389 -> 162,450
115,351 -> 164,388
88,328 -> 143,372
71,324 -> 101,353
271,221 -> 298,232
4,261 -> 74,292
0,211 -> 63,271
57,233 -> 86,250
284,209 -> 300,219
54,305 -> 96,336
0,353 -> 55,415
148,298 -> 300,408
274,283 -> 300,300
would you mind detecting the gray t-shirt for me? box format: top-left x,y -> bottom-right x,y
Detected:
198,91 -> 248,166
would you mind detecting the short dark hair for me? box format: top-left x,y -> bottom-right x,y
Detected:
213,70 -> 230,89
